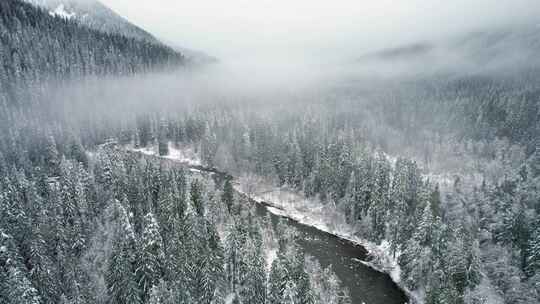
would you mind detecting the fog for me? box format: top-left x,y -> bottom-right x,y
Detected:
27,0 -> 540,166
37,0 -> 540,126
101,0 -> 540,62
2,2 -> 539,304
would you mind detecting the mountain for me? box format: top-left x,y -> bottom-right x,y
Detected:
359,23 -> 540,72
359,42 -> 434,61
24,0 -> 217,64
24,0 -> 161,44
351,23 -> 540,156
1,0 -> 184,108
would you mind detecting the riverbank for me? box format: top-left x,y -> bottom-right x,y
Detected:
127,142 -> 417,303
233,177 -> 418,304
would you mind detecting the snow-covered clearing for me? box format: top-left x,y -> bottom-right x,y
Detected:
224,293 -> 235,304
129,142 -> 201,166
50,4 -> 76,20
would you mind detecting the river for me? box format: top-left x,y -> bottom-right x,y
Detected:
202,164 -> 408,304
252,203 -> 408,304
131,151 -> 409,304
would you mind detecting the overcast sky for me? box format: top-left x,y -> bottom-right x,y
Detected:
100,0 -> 540,61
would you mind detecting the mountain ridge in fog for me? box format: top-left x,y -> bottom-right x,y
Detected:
357,22 -> 540,76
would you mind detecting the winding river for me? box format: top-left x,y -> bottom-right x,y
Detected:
253,204 -> 408,304
133,151 -> 408,304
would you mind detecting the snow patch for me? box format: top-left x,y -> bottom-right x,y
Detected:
129,142 -> 202,167
224,293 -> 236,304
266,247 -> 278,272
49,4 -> 76,20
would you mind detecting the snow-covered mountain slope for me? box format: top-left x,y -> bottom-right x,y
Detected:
24,0 -> 217,64
358,23 -> 540,73
24,0 -> 160,44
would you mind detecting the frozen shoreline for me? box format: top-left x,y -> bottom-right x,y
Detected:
125,143 -> 418,303
233,179 -> 418,304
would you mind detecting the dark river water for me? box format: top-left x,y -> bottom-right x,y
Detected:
252,202 -> 408,304
203,165 -> 408,304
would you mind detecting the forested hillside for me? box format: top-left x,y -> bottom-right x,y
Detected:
118,107 -> 540,304
0,1 -> 353,304
354,24 -> 540,157
0,0 -> 539,304
0,0 -> 183,107
370,72 -> 540,156
24,0 -> 162,44
1,143 -> 348,304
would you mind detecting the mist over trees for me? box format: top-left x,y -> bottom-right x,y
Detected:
1,0 -> 540,304
120,107 -> 538,303
0,2 -> 352,304
0,0 -> 183,108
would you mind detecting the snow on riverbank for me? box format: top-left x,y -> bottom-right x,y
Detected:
129,143 -> 201,166
234,174 -> 419,303
125,143 -> 417,303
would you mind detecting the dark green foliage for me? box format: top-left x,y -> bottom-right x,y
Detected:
527,225 -> 540,276
222,178 -> 234,213
190,179 -> 204,216
136,213 -> 165,301
0,230 -> 41,304
158,120 -> 169,156
0,2 -> 355,303
106,202 -> 141,304
0,0 -> 183,109
0,1 -> 537,301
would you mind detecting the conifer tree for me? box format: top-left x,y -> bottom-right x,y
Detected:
191,179 -> 205,216
268,254 -> 288,304
238,238 -> 266,304
106,203 -> 141,304
158,119 -> 169,156
0,230 -> 41,304
527,224 -> 540,276
137,213 -> 165,301
222,178 -> 235,213
45,133 -> 60,176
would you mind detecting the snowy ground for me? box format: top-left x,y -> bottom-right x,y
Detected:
128,142 -> 202,166
50,4 -> 76,20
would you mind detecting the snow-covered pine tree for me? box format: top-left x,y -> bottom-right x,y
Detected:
158,119 -> 169,156
527,224 -> 540,276
136,213 -> 165,301
106,203 -> 141,304
238,237 -> 266,304
222,178 -> 235,213
191,179 -> 205,216
338,171 -> 358,224
268,253 -> 288,304
368,152 -> 391,242
0,230 -> 41,304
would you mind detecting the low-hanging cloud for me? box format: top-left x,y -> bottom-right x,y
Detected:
101,0 -> 540,63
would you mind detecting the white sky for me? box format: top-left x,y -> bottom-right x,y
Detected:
100,0 -> 540,61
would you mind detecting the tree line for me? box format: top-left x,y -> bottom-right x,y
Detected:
124,109 -> 539,304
